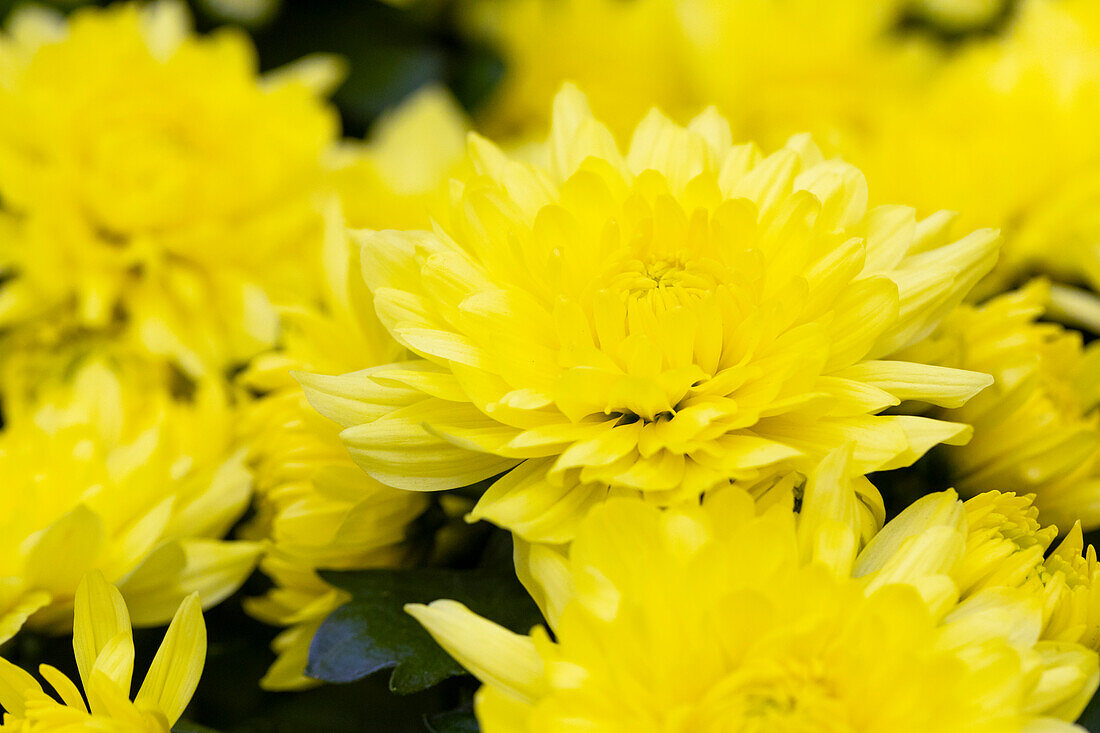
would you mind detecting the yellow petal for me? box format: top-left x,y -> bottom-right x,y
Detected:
73,570 -> 134,694
1029,641 -> 1100,722
834,360 -> 993,408
475,685 -> 534,733
135,593 -> 206,725
122,539 -> 260,627
0,657 -> 43,717
406,600 -> 543,702
513,538 -> 572,630
872,227 -> 1000,357
24,504 -> 104,595
340,398 -> 520,491
295,366 -> 426,429
551,83 -> 623,184
939,587 -> 1043,652
798,446 -> 861,573
855,489 -> 964,578
0,589 -> 51,645
263,53 -> 346,96
824,276 -> 900,370
39,664 -> 87,712
470,459 -> 606,543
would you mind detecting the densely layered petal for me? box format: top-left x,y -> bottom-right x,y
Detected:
411,476 -> 1097,731
0,1 -> 341,375
308,86 -> 998,542
901,281 -> 1100,531
0,355 -> 257,643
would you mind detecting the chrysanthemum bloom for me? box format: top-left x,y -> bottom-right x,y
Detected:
676,0 -> 937,151
242,311 -> 426,689
0,356 -> 259,644
950,490 -> 1100,648
858,0 -> 1100,296
239,89 -> 469,689
332,85 -> 470,232
409,454 -> 1099,731
898,281 -> 1100,531
460,0 -> 688,140
0,571 -> 205,731
301,86 -> 998,543
0,1 -> 341,375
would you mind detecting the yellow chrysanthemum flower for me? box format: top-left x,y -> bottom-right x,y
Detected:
0,354 -> 259,645
464,0 -> 938,152
240,250 -> 423,690
333,85 -> 470,233
677,0 -> 935,151
460,0 -> 688,141
0,1 -> 340,375
239,89 -> 469,690
300,86 -> 998,543
409,454 -> 1099,732
958,491 -> 1100,649
900,281 -> 1100,531
0,571 -> 205,731
859,0 -> 1100,293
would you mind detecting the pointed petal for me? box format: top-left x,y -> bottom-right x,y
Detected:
73,570 -> 134,694
834,360 -> 993,408
135,593 -> 206,725
514,538 -> 572,630
406,600 -> 543,702
39,664 -> 87,713
855,490 -> 964,578
0,657 -> 43,717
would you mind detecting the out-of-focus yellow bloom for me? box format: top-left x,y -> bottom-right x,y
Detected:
301,86 -> 998,543
860,0 -> 1100,293
678,0 -> 935,151
409,453 -> 1099,732
0,355 -> 259,645
464,0 -> 934,152
241,366 -> 427,690
239,89 -> 468,690
460,0 -> 689,140
241,226 -> 420,690
901,281 -> 1100,531
0,571 -> 205,731
0,1 -> 341,376
332,85 -> 470,234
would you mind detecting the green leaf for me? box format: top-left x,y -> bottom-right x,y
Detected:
306,536 -> 543,695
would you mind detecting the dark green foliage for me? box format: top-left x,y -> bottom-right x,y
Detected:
306,536 -> 543,694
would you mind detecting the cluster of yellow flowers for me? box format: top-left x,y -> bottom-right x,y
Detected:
1,0 -> 1100,730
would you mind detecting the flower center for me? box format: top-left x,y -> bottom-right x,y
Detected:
610,256 -> 720,311
693,662 -> 855,733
